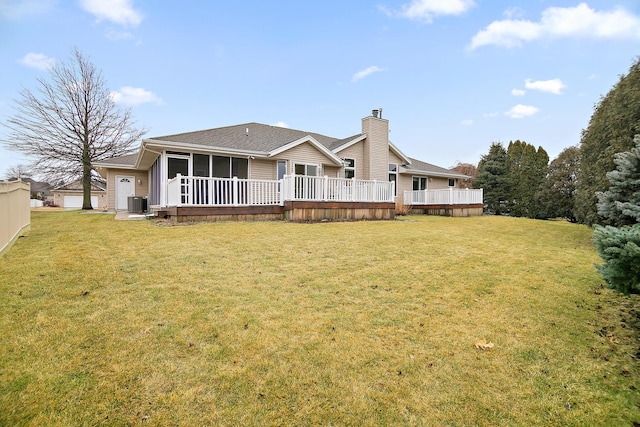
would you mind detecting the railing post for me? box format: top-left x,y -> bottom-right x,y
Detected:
449,186 -> 453,205
278,178 -> 284,206
323,175 -> 328,201
176,173 -> 183,207
232,176 -> 239,206
372,180 -> 377,202
351,177 -> 356,201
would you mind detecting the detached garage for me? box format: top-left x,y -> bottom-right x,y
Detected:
52,180 -> 107,210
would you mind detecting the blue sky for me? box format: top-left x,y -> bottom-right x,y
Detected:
1,0 -> 639,178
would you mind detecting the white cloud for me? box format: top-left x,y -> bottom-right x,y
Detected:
272,121 -> 289,128
483,112 -> 499,118
589,73 -> 598,80
470,3 -> 640,49
80,0 -> 143,27
393,0 -> 475,22
110,87 -> 162,106
352,66 -> 383,82
505,104 -> 539,119
511,88 -> 526,96
525,78 -> 566,95
503,7 -> 525,20
18,52 -> 55,70
105,28 -> 134,41
461,119 -> 473,126
0,0 -> 56,19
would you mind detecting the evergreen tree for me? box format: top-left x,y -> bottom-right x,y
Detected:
593,138 -> 640,294
475,143 -> 509,215
506,140 -> 549,218
592,224 -> 640,294
538,146 -> 580,221
596,135 -> 640,226
576,57 -> 640,225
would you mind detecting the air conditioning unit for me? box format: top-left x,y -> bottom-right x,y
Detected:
127,196 -> 147,213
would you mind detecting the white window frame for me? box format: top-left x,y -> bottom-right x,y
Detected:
389,163 -> 398,195
343,158 -> 355,179
294,163 -> 320,176
412,176 -> 428,191
448,178 -> 456,187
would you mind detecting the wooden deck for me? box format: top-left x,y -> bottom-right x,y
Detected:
409,203 -> 484,217
155,201 -> 396,222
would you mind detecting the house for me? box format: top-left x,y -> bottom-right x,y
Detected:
24,178 -> 54,201
52,179 -> 107,210
94,110 -> 482,221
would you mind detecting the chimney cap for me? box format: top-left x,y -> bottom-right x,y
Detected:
372,109 -> 379,118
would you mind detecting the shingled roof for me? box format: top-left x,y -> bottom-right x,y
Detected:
148,123 -> 344,153
97,122 -> 467,179
402,157 -> 469,178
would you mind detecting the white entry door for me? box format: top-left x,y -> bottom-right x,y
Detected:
116,176 -> 135,210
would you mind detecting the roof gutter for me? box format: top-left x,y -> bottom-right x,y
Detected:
143,139 -> 270,158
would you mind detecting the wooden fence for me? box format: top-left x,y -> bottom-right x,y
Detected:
0,180 -> 31,257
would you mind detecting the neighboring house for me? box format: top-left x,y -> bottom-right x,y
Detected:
94,110 -> 482,221
7,177 -> 53,202
52,179 -> 107,210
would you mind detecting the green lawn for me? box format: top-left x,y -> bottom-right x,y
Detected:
1,211 -> 638,426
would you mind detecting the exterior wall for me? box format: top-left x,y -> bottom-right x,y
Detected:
397,174 -> 452,194
429,176 -> 452,189
361,116 -> 389,181
106,168 -> 149,210
0,180 -> 30,258
53,190 -> 107,210
276,141 -> 338,174
336,142 -> 365,179
323,166 -> 340,178
250,158 -> 276,180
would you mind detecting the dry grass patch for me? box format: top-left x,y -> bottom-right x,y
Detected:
0,212 -> 638,426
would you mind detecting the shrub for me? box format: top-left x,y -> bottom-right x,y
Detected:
592,224 -> 640,294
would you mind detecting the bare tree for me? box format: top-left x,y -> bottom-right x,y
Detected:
2,48 -> 146,209
450,162 -> 477,189
4,164 -> 33,180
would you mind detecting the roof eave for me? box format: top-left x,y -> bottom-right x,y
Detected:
389,141 -> 412,165
143,139 -> 269,158
268,136 -> 343,165
332,134 -> 367,153
401,168 -> 470,179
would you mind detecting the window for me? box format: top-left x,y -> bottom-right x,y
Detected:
277,160 -> 287,180
413,176 -> 428,191
210,156 -> 249,179
343,158 -> 355,179
389,163 -> 398,195
294,163 -> 318,176
232,157 -> 248,179
193,154 -> 210,177
167,157 -> 189,179
448,178 -> 456,187
213,156 -> 231,178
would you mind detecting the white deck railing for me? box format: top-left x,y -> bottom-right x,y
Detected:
403,188 -> 483,206
166,174 -> 395,207
281,175 -> 394,203
168,175 -> 281,206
